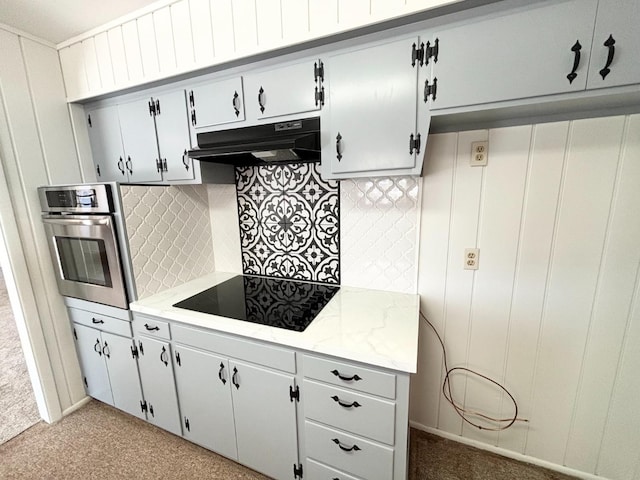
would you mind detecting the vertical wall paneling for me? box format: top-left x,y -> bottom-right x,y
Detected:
232,0 -> 258,54
121,20 -> 144,82
67,104 -> 98,183
525,116 -> 626,464
154,7 -> 178,74
81,38 -> 101,92
411,133 -> 457,427
371,0 -> 404,19
590,115 -> 640,480
171,0 -> 196,71
338,0 -> 371,28
137,13 -> 160,78
436,130 -> 486,434
107,27 -> 129,85
309,0 -> 338,35
211,0 -> 236,59
189,0 -> 215,65
93,32 -> 115,90
256,0 -> 283,48
58,43 -> 87,99
281,0 -> 309,43
461,126 -> 531,444
496,122 -> 569,453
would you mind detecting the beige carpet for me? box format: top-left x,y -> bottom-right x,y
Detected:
0,399 -> 576,480
0,269 -> 40,445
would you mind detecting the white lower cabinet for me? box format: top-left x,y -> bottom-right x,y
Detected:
73,323 -> 114,406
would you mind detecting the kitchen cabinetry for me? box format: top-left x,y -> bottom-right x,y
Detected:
69,307 -> 145,420
321,36 -> 426,179
243,59 -> 323,120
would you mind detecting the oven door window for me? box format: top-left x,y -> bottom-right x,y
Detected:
55,236 -> 113,287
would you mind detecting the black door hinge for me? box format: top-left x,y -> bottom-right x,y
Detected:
410,133 -> 421,155
149,98 -> 156,116
131,345 -> 139,359
184,417 -> 190,431
87,114 -> 92,128
289,385 -> 300,402
314,60 -> 324,82
424,38 -> 439,65
155,99 -> 160,115
293,463 -> 303,479
314,86 -> 324,107
162,159 -> 168,172
175,351 -> 181,366
95,164 -> 101,177
138,340 -> 144,355
191,110 -> 197,126
423,77 -> 437,102
140,400 -> 148,413
156,158 -> 162,173
73,328 -> 77,340
189,90 -> 195,107
411,42 -> 425,67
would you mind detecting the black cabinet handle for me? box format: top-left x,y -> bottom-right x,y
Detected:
117,157 -> 125,175
160,346 -> 168,366
94,339 -> 102,356
218,362 -> 227,385
149,404 -> 154,417
599,34 -> 616,80
258,87 -> 265,113
332,438 -> 361,452
91,317 -> 104,324
336,133 -> 343,162
567,40 -> 582,84
232,91 -> 240,117
102,342 -> 110,359
330,369 -> 362,382
144,323 -> 160,331
182,149 -> 190,171
232,366 -> 239,389
125,156 -> 133,175
331,395 -> 361,409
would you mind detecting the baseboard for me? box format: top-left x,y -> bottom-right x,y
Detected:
409,421 -> 607,480
60,396 -> 91,419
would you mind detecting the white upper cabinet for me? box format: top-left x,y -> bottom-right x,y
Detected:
188,76 -> 246,134
243,60 -> 321,120
427,0 -> 599,111
586,0 -> 640,90
154,90 -> 194,181
322,36 -> 425,178
86,105 -> 127,181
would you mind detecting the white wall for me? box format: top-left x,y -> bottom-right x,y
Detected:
0,26 -> 88,421
412,114 -> 640,480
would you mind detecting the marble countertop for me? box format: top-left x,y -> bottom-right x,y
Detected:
130,272 -> 420,373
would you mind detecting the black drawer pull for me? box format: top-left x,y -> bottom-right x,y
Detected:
332,438 -> 361,452
331,395 -> 361,409
330,369 -> 362,382
144,323 -> 160,331
567,40 -> 582,84
91,317 -> 104,324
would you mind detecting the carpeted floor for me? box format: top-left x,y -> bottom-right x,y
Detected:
0,269 -> 40,445
0,399 -> 576,480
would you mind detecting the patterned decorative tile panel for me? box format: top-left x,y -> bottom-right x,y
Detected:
340,176 -> 420,294
235,162 -> 340,284
207,184 -> 243,274
120,185 -> 215,299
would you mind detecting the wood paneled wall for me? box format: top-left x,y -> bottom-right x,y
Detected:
412,114 -> 640,479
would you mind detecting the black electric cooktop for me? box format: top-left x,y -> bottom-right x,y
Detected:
173,275 -> 340,332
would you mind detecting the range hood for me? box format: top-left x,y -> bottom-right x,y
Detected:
188,117 -> 320,166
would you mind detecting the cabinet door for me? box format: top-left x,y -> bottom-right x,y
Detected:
117,99 -> 163,183
244,60 -> 319,119
430,0 -> 598,110
323,37 -> 420,176
173,346 -> 238,459
586,0 -> 640,89
154,90 -> 194,181
136,336 -> 182,435
86,106 -> 126,182
189,76 -> 245,132
230,359 -> 298,480
102,332 -> 145,420
73,323 -> 113,405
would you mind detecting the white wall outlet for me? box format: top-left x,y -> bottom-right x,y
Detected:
470,141 -> 488,166
464,248 -> 480,270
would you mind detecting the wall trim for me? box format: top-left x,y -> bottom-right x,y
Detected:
0,22 -> 56,48
409,421 -> 607,480
60,396 -> 91,420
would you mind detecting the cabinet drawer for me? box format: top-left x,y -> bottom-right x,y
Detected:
305,421 -> 394,480
132,315 -> 171,340
303,380 -> 396,445
303,355 -> 396,399
306,458 -> 361,480
68,307 -> 131,337
173,324 -> 295,373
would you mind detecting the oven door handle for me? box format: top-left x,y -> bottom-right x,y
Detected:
41,215 -> 112,227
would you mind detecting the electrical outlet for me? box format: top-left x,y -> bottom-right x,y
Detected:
464,248 -> 480,270
470,141 -> 488,166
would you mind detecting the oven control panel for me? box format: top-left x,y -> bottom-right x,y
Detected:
38,184 -> 114,213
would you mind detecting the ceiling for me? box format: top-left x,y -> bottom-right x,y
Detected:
0,0 -> 161,44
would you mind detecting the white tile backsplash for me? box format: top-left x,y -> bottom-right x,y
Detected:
121,185 -> 215,299
207,184 -> 243,274
340,176 -> 420,294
